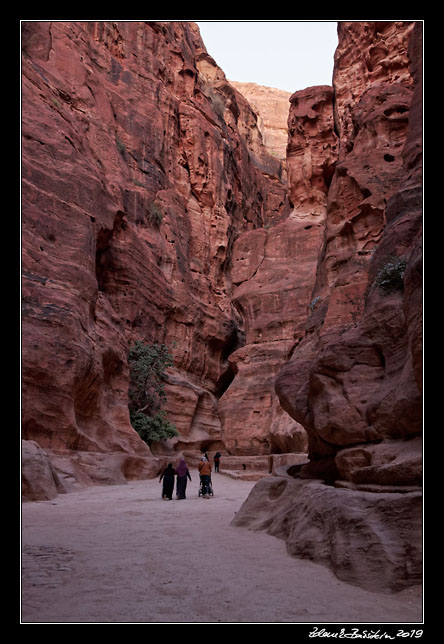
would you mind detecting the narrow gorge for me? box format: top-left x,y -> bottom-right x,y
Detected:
21,21 -> 423,595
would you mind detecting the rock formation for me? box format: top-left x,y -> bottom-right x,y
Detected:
21,17 -> 422,546
229,82 -> 291,162
232,476 -> 422,593
218,83 -> 338,455
276,21 -> 422,486
21,21 -> 290,495
233,21 -> 422,593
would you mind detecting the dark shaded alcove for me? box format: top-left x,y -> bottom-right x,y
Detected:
95,210 -> 126,293
215,364 -> 236,398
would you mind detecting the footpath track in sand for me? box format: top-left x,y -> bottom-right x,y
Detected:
21,472 -> 422,624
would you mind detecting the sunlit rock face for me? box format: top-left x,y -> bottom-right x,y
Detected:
229,81 -> 291,163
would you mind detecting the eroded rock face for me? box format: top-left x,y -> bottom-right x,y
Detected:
232,22 -> 423,593
21,21 -> 288,491
22,440 -> 65,501
218,83 -> 338,455
232,476 -> 422,592
286,85 -> 338,216
276,21 -> 422,485
229,82 -> 291,162
333,21 -> 415,156
21,20 -> 422,507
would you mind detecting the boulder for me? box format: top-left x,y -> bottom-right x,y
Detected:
22,440 -> 65,501
232,476 -> 422,592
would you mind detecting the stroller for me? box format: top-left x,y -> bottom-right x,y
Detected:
198,476 -> 214,497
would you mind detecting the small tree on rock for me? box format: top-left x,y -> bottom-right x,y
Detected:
128,341 -> 178,445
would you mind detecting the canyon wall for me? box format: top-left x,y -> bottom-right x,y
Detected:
218,84 -> 337,455
229,82 -> 290,162
233,21 -> 422,593
22,20 -> 422,520
276,21 -> 422,487
21,21 -> 289,496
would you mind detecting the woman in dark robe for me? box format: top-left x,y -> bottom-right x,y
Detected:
175,459 -> 192,499
159,463 -> 176,500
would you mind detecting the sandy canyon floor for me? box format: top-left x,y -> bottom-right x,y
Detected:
21,472 -> 422,624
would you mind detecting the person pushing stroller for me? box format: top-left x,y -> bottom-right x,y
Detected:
198,455 -> 212,498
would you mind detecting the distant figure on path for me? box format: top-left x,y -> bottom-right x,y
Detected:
198,457 -> 212,498
214,452 -> 221,473
159,463 -> 176,500
175,458 -> 192,499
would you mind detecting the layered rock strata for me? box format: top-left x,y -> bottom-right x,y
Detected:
232,476 -> 422,593
276,21 -> 422,486
219,83 -> 338,455
21,21 -> 289,495
233,21 -> 422,593
229,82 -> 291,163
21,18 -> 423,527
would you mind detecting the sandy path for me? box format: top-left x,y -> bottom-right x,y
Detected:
21,472 -> 422,624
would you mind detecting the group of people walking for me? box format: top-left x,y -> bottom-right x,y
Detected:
159,460 -> 191,500
159,452 -> 222,500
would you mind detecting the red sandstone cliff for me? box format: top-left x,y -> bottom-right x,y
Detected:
233,21 -> 423,593
276,21 -> 422,487
229,82 -> 291,163
218,83 -> 338,455
21,21 -> 422,510
21,21 -> 289,495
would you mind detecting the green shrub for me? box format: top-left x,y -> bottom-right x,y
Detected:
374,255 -> 407,294
128,341 -> 178,445
130,410 -> 178,444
